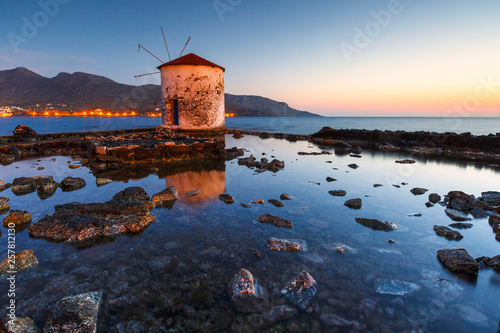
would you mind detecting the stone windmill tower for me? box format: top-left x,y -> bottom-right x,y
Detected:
137,31 -> 225,131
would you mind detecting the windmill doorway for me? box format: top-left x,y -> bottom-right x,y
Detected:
173,99 -> 179,126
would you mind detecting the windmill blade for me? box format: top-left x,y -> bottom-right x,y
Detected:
179,37 -> 191,57
161,27 -> 171,61
134,72 -> 161,78
138,44 -> 164,63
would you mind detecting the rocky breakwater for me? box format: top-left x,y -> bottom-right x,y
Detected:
310,126 -> 500,163
28,187 -> 156,247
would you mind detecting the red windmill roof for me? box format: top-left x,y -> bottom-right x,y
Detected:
157,53 -> 225,72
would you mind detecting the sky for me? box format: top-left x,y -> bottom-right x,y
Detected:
1,0 -> 499,116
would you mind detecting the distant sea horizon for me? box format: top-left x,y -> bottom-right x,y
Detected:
0,116 -> 498,136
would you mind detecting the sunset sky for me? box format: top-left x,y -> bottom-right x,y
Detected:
1,0 -> 499,116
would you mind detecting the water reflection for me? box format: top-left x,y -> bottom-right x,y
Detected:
164,169 -> 226,206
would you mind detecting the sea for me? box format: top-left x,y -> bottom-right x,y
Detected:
1,116 -> 500,332
0,116 -> 499,136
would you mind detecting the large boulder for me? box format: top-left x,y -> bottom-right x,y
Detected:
13,125 -> 37,137
0,249 -> 38,275
59,177 -> 86,192
437,248 -> 479,276
44,291 -> 102,333
281,271 -> 317,310
228,269 -> 269,313
481,191 -> 500,206
11,177 -> 37,196
35,176 -> 59,200
482,255 -> 500,269
433,225 -> 463,241
445,191 -> 475,211
28,188 -> 155,247
355,218 -> 397,231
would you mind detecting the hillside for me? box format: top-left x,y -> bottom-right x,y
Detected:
0,67 -> 320,117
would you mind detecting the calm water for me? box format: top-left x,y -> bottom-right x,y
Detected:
0,134 -> 499,332
1,116 -> 499,136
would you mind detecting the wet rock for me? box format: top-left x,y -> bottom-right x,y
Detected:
247,305 -> 298,328
298,151 -> 332,156
445,191 -> 475,211
395,159 -> 416,164
482,255 -> 500,269
218,193 -> 234,204
3,317 -> 40,333
255,159 -> 285,172
0,249 -> 38,275
113,186 -> 150,202
44,291 -> 102,333
228,269 -> 269,313
326,177 -> 336,182
406,213 -> 422,217
373,184 -> 383,187
0,199 -> 9,214
433,225 -> 463,240
449,222 -> 473,229
240,203 -> 251,208
268,199 -> 284,207
281,271 -> 317,310
344,198 -> 362,209
319,313 -> 363,330
238,156 -> 257,167
233,133 -> 244,139
28,189 -> 155,247
280,193 -> 293,200
375,279 -> 421,295
425,202 -> 434,208
257,214 -> 292,228
350,154 -> 362,158
429,193 -> 441,203
411,187 -> 428,195
13,125 -> 37,137
251,199 -> 265,204
11,177 -> 37,196
59,177 -> 86,192
393,184 -> 401,188
96,178 -> 112,187
347,163 -> 359,169
0,155 -> 16,165
481,191 -> 500,206
152,186 -> 178,207
355,218 -> 397,231
0,180 -> 11,192
35,176 -> 59,200
437,248 -> 479,276
335,244 -> 357,254
489,215 -> 500,230
267,238 -> 307,252
186,189 -> 201,197
68,164 -> 81,169
445,208 -> 472,221
2,210 -> 32,227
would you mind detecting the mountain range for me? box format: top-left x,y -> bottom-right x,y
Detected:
0,67 -> 319,117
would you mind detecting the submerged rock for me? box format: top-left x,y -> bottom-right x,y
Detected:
59,177 -> 86,192
429,193 -> 441,203
328,190 -> 346,197
218,194 -> 234,204
280,193 -> 293,200
320,313 -> 364,330
11,177 -> 37,196
344,198 -> 362,209
411,187 -> 428,195
2,210 -> 32,227
44,291 -> 102,333
152,186 -> 178,207
228,269 -> 269,313
28,188 -> 155,247
281,271 -> 317,310
257,214 -> 292,228
375,279 -> 421,295
0,180 -> 11,192
355,218 -> 397,231
247,305 -> 298,328
268,199 -> 284,207
335,244 -> 357,254
437,248 -> 479,276
449,222 -> 473,229
267,238 -> 307,252
0,249 -> 38,275
186,189 -> 201,197
445,208 -> 472,221
433,225 -> 464,240
3,317 -> 40,333
445,191 -> 475,211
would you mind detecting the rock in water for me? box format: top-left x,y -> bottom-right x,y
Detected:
444,191 -> 475,211
326,177 -> 336,182
344,198 -> 362,209
481,191 -> 500,206
320,313 -> 364,330
449,223 -> 473,229
228,269 -> 269,313
329,190 -> 346,197
445,209 -> 472,221
268,199 -> 284,207
355,218 -> 397,231
280,193 -> 293,200
113,187 -> 150,202
375,279 -> 421,295
395,159 -> 416,164
11,177 -> 37,196
44,291 -> 102,333
437,248 -> 479,276
96,178 -> 112,187
281,271 -> 317,310
411,187 -> 428,195
35,176 -> 59,200
2,210 -> 32,227
13,125 -> 37,136
267,238 -> 307,252
186,189 -> 201,197
0,180 -> 11,192
482,255 -> 500,269
428,193 -> 441,203
433,225 -> 464,240
151,186 -> 178,207
59,177 -> 86,192
257,214 -> 292,228
347,163 -> 359,169
218,193 -> 234,204
4,317 -> 40,333
0,249 -> 38,275
0,199 -> 9,214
